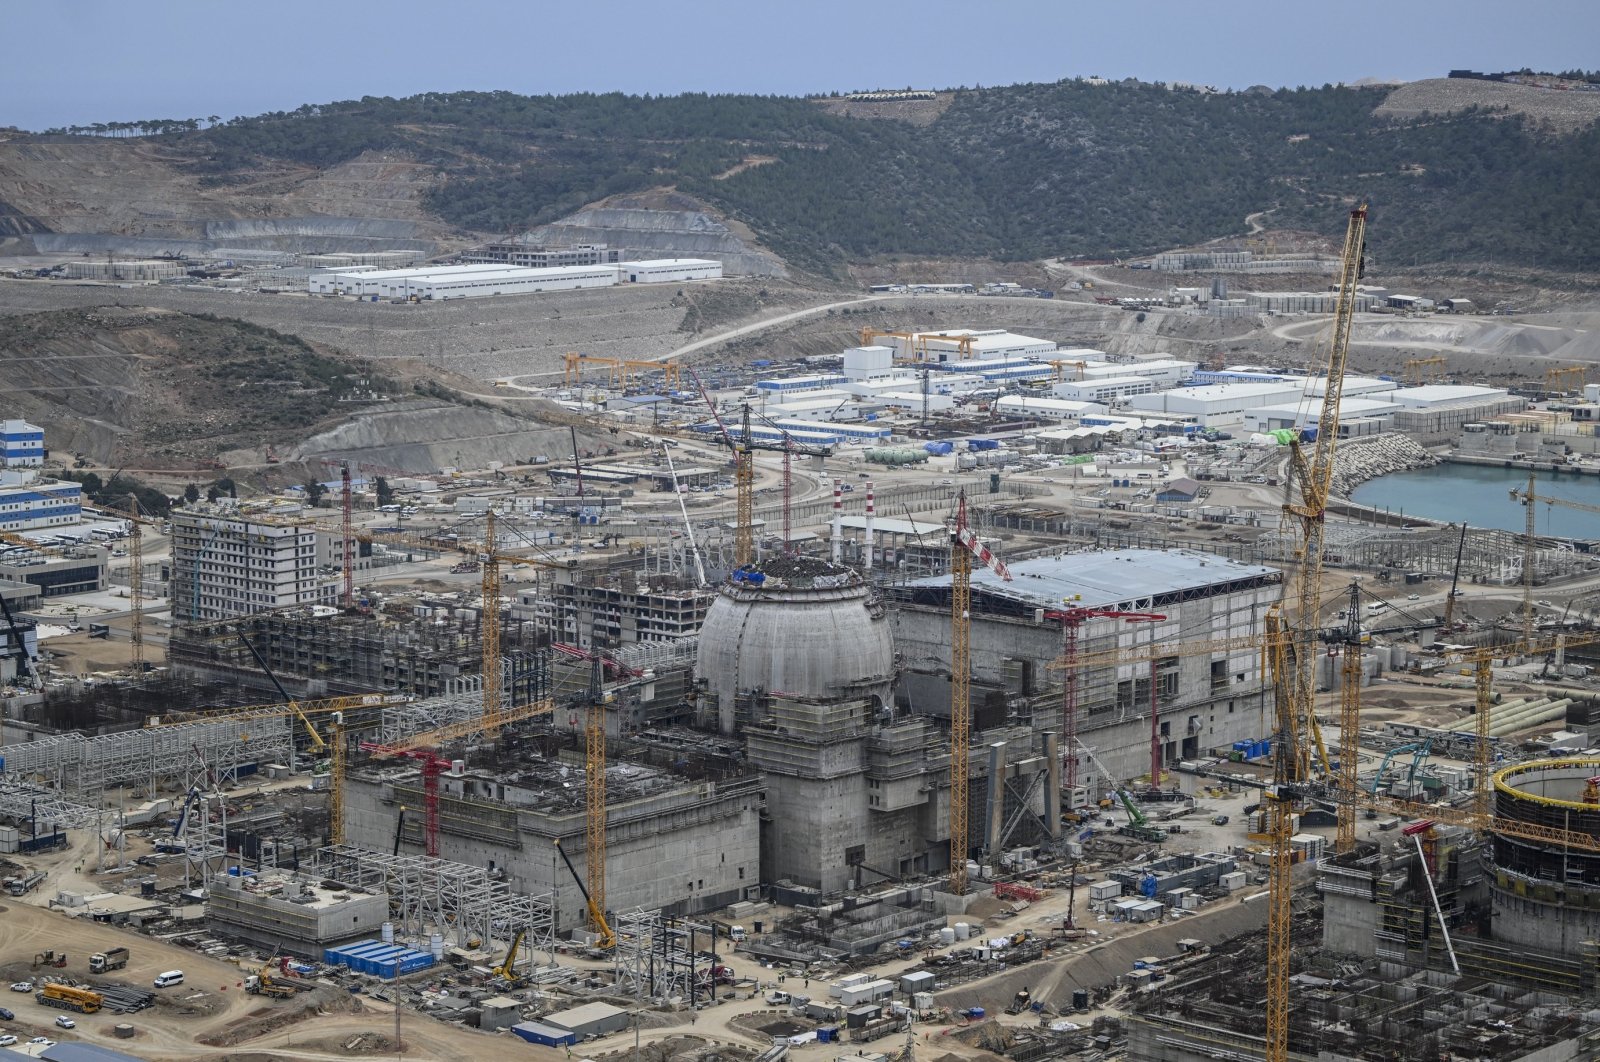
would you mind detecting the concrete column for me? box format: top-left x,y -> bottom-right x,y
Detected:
1043,731 -> 1061,838
985,740 -> 1008,861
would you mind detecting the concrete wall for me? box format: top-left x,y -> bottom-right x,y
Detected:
892,597 -> 1276,786
342,770 -> 761,933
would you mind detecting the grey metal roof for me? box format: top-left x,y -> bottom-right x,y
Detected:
40,1044 -> 156,1062
909,549 -> 1279,612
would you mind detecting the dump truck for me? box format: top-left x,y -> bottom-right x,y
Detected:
36,983 -> 103,1014
89,948 -> 130,974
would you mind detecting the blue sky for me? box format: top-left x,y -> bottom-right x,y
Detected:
5,0 -> 1598,130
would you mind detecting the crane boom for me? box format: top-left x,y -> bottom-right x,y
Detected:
1442,523 -> 1469,630
1268,203 -> 1367,1062
585,625 -> 608,944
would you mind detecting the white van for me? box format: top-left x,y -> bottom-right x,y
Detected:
153,970 -> 185,988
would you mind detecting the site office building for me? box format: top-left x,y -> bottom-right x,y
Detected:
171,511 -> 344,622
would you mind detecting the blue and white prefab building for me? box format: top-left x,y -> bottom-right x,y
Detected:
1,420 -> 44,468
0,473 -> 82,532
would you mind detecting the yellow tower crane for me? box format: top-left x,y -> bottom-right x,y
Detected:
1335,582 -> 1364,854
1268,201 -> 1368,1062
1507,475 -> 1600,651
585,628 -> 608,939
947,493 -> 1012,895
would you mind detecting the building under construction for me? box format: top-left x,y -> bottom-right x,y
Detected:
168,600 -> 549,701
340,748 -> 763,933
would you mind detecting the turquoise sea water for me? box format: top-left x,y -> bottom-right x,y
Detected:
1350,463 -> 1600,539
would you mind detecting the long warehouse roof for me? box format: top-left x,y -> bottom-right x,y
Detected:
907,549 -> 1280,612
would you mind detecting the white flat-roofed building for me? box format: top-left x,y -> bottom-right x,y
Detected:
409,265 -> 620,300
617,259 -> 723,283
876,391 -> 957,413
843,345 -> 897,379
1385,385 -> 1510,408
1242,397 -> 1402,435
1080,358 -> 1196,387
756,374 -> 849,394
1,419 -> 45,468
768,393 -> 864,421
309,263 -> 505,295
1052,376 -> 1156,403
889,328 -> 1057,363
994,396 -> 1107,423
840,373 -> 923,398
170,509 -> 347,622
1124,382 -> 1302,428
0,470 -> 82,532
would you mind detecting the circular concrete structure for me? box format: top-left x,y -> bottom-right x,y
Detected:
1488,758 -> 1600,954
694,556 -> 894,734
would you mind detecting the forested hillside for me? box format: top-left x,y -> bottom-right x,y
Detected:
36,80 -> 1600,274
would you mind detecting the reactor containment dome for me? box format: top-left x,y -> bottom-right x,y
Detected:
694,556 -> 894,735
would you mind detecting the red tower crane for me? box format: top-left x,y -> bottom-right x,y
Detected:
359,742 -> 454,856
1043,607 -> 1166,791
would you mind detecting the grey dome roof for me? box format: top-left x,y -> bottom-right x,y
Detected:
694,557 -> 894,733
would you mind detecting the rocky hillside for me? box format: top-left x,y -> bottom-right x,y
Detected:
3,77 -> 1599,274
0,307 -> 398,468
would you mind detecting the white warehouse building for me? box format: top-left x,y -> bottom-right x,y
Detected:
890,329 -> 1058,363
1242,397 -> 1403,435
618,259 -> 723,283
994,396 -> 1106,423
408,265 -> 620,300
1052,376 -> 1155,403
1080,358 -> 1197,388
1124,382 -> 1304,429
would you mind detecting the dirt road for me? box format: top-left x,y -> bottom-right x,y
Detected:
0,902 -> 565,1061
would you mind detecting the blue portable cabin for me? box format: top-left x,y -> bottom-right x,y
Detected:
512,1022 -> 578,1047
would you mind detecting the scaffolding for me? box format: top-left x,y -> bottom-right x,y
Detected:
614,907 -> 716,1002
0,716 -> 295,798
317,844 -> 554,958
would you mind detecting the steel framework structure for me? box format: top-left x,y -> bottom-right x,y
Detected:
318,843 -> 554,957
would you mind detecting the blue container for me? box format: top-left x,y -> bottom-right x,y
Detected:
969,1007 -> 985,1019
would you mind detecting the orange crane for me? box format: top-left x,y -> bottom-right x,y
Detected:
1267,201 -> 1368,1062
1505,474 -> 1600,650
948,491 -> 1012,895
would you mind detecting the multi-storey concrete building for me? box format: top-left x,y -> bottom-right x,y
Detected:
892,549 -> 1282,790
522,568 -> 714,647
169,509 -> 346,622
341,759 -> 762,933
469,242 -> 622,268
